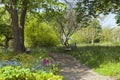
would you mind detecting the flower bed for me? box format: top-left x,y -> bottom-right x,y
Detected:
0,51 -> 63,80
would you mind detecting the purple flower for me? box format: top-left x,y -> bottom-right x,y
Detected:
43,58 -> 49,66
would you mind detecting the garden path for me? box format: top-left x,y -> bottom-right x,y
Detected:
54,53 -> 114,80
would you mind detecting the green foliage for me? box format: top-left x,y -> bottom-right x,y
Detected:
94,62 -> 120,76
69,31 -> 80,44
0,7 -> 11,39
70,19 -> 102,44
0,66 -> 63,80
0,66 -> 35,80
0,22 -> 12,37
25,18 -> 59,48
101,27 -> 113,42
112,26 -> 120,43
76,0 -> 120,17
0,7 -> 12,49
116,12 -> 120,25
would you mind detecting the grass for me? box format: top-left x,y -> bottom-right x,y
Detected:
71,45 -> 120,76
94,62 -> 120,76
50,44 -> 120,76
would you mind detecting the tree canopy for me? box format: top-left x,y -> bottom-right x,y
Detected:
0,0 -> 120,52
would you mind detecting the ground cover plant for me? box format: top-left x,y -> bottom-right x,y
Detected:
0,66 -> 63,80
0,49 -> 63,80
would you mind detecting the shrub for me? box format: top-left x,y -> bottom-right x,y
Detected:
0,66 -> 63,80
25,19 -> 59,48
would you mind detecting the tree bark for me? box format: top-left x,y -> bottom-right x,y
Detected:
5,0 -> 27,52
19,0 -> 27,51
64,37 -> 69,47
91,31 -> 95,45
11,9 -> 22,52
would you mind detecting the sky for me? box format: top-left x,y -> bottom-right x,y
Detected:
99,13 -> 117,28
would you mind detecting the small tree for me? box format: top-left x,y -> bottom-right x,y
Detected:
56,9 -> 78,47
89,19 -> 102,44
54,1 -> 90,47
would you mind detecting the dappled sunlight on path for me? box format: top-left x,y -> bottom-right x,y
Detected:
54,53 -> 114,80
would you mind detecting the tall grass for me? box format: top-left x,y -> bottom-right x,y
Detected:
71,46 -> 120,76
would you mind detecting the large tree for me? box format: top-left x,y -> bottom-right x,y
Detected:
0,0 -> 28,52
0,0 -> 63,52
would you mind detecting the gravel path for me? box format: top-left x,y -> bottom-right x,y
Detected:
54,53 -> 114,80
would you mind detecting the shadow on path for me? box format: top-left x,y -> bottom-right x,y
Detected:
54,53 -> 114,80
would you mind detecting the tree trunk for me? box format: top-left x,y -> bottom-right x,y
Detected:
11,9 -> 22,52
91,38 -> 94,45
64,37 -> 69,47
91,32 -> 95,45
5,1 -> 22,52
5,0 -> 27,53
4,36 -> 13,49
19,0 -> 27,51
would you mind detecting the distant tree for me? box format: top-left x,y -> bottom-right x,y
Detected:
73,20 -> 101,44
112,26 -> 120,42
76,0 -> 120,44
89,19 -> 102,44
101,27 -> 113,43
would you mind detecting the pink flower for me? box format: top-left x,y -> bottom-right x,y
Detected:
43,58 -> 49,66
